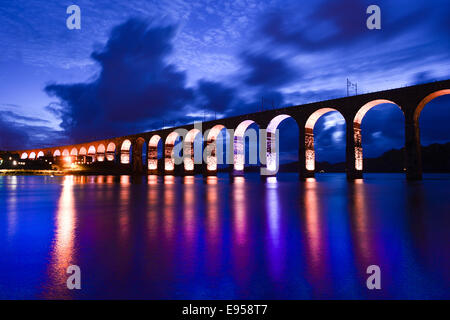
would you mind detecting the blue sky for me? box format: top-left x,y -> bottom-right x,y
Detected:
0,0 -> 449,162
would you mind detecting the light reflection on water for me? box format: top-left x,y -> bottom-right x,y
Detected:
6,176 -> 17,239
0,173 -> 449,299
303,178 -> 327,291
42,176 -> 76,299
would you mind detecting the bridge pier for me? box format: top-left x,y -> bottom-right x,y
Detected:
202,162 -> 217,176
404,114 -> 422,180
131,139 -> 146,175
298,128 -> 314,179
346,124 -> 363,180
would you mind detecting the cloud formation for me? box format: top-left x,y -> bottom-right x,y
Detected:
45,19 -> 195,142
44,18 -> 298,144
242,52 -> 297,88
0,110 -> 63,150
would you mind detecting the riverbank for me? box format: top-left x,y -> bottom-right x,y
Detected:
0,169 -> 130,176
0,169 -> 64,175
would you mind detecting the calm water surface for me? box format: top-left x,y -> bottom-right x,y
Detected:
0,173 -> 449,299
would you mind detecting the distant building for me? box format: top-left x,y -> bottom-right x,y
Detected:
0,152 -> 53,170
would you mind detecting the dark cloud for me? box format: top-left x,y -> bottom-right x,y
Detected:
0,116 -> 29,150
45,19 -> 194,143
0,114 -> 63,151
412,71 -> 438,85
242,52 -> 297,88
2,110 -> 50,124
261,0 -> 426,52
44,18 -> 299,144
195,80 -> 240,113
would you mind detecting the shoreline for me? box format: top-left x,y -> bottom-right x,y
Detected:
1,169 -> 449,176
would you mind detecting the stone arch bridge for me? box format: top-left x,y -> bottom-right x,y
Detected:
13,80 -> 450,180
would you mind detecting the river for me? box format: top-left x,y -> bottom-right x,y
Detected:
0,173 -> 449,299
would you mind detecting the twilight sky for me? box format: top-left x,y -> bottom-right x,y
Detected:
0,0 -> 449,162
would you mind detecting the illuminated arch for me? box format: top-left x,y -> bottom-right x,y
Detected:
120,139 -> 131,164
29,152 -> 36,160
37,151 -> 44,158
354,99 -> 401,125
165,132 -> 181,171
234,120 -> 259,172
184,129 -> 202,172
106,142 -> 116,161
304,108 -> 344,171
79,147 -> 87,156
205,124 -> 227,172
97,144 -> 106,162
265,114 -> 296,173
87,146 -> 96,162
53,150 -> 61,157
70,148 -> 78,156
353,99 -> 402,171
148,135 -> 161,170
21,152 -> 28,159
414,89 -> 450,122
62,149 -> 70,157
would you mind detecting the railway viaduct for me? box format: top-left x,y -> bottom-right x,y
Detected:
13,79 -> 450,180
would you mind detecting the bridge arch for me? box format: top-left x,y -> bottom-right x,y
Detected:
97,144 -> 106,162
70,148 -> 78,156
414,89 -> 450,122
37,151 -> 44,159
205,124 -> 230,172
265,114 -> 298,174
79,147 -> 87,156
29,152 -> 36,160
120,140 -> 131,164
106,142 -> 116,161
88,146 -> 96,162
165,132 -> 182,172
148,135 -> 162,170
53,150 -> 61,157
304,108 -> 345,172
21,152 -> 28,159
353,99 -> 403,171
62,149 -> 70,157
234,120 -> 259,172
184,128 -> 203,172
